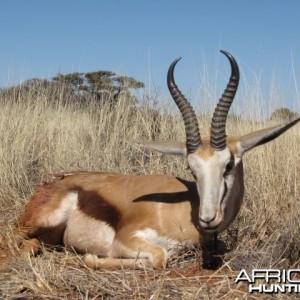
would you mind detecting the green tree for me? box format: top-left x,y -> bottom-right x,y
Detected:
53,71 -> 144,106
269,107 -> 299,122
52,73 -> 84,87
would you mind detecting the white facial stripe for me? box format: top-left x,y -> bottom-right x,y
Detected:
187,148 -> 233,227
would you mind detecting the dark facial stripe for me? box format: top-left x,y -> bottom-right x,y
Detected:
222,181 -> 228,204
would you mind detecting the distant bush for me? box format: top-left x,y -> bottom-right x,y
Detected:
269,107 -> 299,122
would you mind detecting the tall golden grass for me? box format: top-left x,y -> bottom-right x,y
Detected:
0,80 -> 299,299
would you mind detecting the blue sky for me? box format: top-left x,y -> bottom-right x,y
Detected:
0,1 -> 299,114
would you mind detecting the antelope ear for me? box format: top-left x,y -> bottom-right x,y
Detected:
136,141 -> 187,156
237,117 -> 300,155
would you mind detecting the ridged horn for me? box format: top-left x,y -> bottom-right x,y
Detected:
167,58 -> 202,154
210,50 -> 240,150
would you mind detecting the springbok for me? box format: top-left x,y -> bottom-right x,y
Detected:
14,51 -> 300,269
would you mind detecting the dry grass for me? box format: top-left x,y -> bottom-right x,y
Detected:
0,81 -> 300,299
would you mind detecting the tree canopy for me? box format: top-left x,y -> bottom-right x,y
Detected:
53,71 -> 144,106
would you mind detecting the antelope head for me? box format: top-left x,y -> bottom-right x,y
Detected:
141,50 -> 300,234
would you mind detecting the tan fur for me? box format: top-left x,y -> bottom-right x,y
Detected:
197,136 -> 241,158
15,172 -> 203,269
194,144 -> 214,160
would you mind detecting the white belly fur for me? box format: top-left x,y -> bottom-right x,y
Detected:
63,209 -> 115,256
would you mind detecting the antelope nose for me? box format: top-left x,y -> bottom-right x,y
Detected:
200,214 -> 216,224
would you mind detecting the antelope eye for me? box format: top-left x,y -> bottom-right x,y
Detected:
224,160 -> 235,176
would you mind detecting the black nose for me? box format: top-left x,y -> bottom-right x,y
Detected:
200,214 -> 216,224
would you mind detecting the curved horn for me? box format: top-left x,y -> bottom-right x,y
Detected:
210,50 -> 240,150
167,58 -> 202,154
